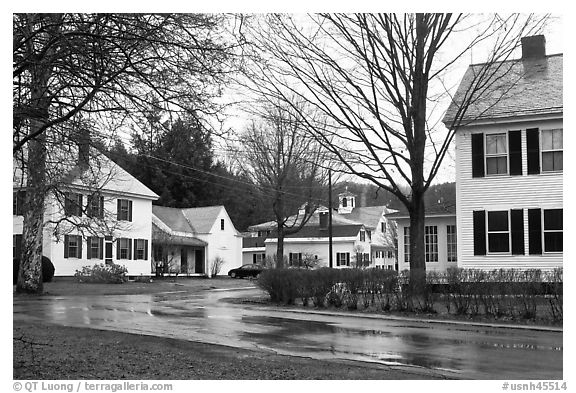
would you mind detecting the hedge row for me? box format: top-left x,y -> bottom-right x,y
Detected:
257,267 -> 563,321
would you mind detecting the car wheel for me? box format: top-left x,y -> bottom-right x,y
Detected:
230,272 -> 236,278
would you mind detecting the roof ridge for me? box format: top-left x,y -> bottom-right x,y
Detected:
467,53 -> 562,68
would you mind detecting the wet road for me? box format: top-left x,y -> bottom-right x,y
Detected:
13,288 -> 562,379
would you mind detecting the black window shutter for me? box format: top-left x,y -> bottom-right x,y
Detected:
471,133 -> 485,178
87,237 -> 92,259
99,237 -> 104,259
117,200 -> 121,220
77,235 -> 83,259
64,235 -> 69,259
528,208 -> 543,254
128,239 -> 132,259
473,210 -> 487,255
252,254 -> 256,264
510,209 -> 525,255
15,235 -> 22,259
99,196 -> 104,219
346,253 -> 350,266
78,194 -> 83,217
509,131 -> 523,176
116,239 -> 120,260
336,253 -> 340,266
128,201 -> 133,222
134,239 -> 138,260
526,128 -> 540,175
145,240 -> 148,260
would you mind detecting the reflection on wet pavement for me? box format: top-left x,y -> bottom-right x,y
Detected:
13,288 -> 562,379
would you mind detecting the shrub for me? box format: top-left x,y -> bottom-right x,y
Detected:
13,256 -> 55,285
210,256 -> 225,277
257,268 -> 300,304
546,268 -> 563,321
74,263 -> 128,284
310,268 -> 339,307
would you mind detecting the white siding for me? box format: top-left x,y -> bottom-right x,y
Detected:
196,208 -> 242,277
455,118 -> 563,270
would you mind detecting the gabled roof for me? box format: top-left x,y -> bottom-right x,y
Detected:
153,205 -> 229,234
248,209 -> 360,232
152,223 -> 207,247
443,54 -> 562,127
14,148 -> 159,200
152,206 -> 194,233
345,206 -> 393,229
181,205 -> 225,233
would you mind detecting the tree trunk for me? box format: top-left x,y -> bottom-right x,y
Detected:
408,194 -> 426,291
17,118 -> 47,294
276,221 -> 285,268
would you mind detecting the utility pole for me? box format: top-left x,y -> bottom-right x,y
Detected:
328,169 -> 333,268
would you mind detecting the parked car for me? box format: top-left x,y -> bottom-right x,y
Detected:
228,264 -> 265,279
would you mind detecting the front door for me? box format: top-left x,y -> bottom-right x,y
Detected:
195,249 -> 204,274
180,248 -> 188,274
105,236 -> 113,265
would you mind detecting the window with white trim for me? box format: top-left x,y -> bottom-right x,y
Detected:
65,193 -> 83,216
485,133 -> 508,175
425,226 -> 438,262
541,129 -> 563,172
65,235 -> 82,258
543,209 -> 562,252
487,211 -> 510,253
135,239 -> 146,260
403,227 -> 410,263
117,199 -> 131,221
288,252 -> 302,267
88,237 -> 101,259
118,238 -> 130,260
254,253 -> 266,264
336,252 -> 349,266
446,225 -> 457,262
359,230 -> 366,242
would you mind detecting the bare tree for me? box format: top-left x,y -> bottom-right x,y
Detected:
242,13 -> 549,286
240,101 -> 331,267
13,13 -> 241,293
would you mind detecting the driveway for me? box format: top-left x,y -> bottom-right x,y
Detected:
13,287 -> 562,379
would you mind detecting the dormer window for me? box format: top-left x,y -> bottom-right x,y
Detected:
342,197 -> 347,207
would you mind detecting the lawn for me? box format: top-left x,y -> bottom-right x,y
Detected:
13,321 -> 439,380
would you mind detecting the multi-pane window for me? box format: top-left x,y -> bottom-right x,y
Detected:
541,129 -> 563,172
425,226 -> 438,262
487,211 -> 510,253
118,238 -> 131,260
543,209 -> 562,252
254,253 -> 266,264
403,227 -> 410,263
65,193 -> 83,216
387,251 -> 394,259
87,194 -> 104,218
88,237 -> 102,259
336,252 -> 350,266
289,252 -> 302,267
117,199 -> 132,221
65,235 -> 82,258
485,133 -> 508,175
359,230 -> 366,242
447,225 -> 457,262
135,239 -> 146,260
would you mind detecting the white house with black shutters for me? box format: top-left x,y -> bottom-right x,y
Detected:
443,35 -> 562,270
13,146 -> 159,277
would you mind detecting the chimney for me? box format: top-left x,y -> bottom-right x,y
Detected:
75,127 -> 91,170
319,212 -> 328,229
521,35 -> 546,60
